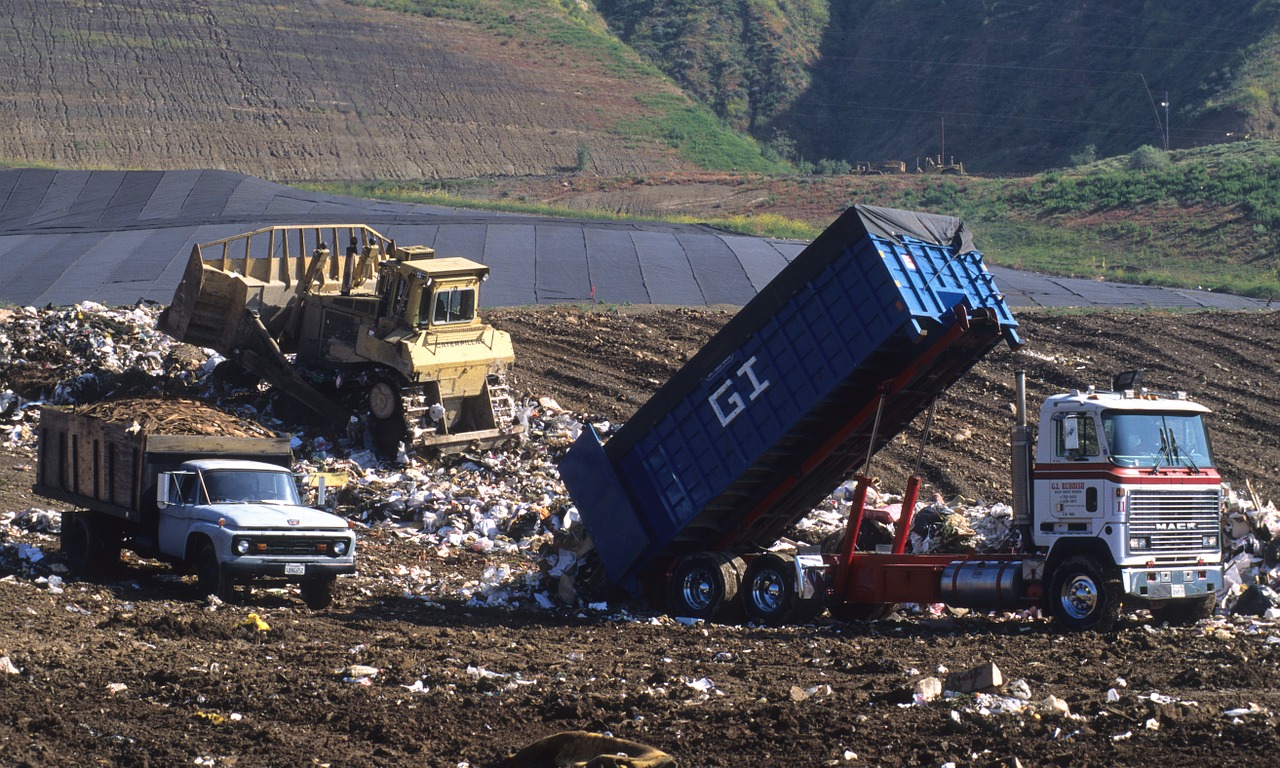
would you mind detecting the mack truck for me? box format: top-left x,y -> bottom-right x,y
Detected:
158,224 -> 520,456
558,205 -> 1223,632
34,406 -> 356,608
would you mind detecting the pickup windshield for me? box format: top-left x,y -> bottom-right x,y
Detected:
201,470 -> 302,505
1102,411 -> 1214,470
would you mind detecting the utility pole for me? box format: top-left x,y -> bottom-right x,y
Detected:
1161,92 -> 1170,150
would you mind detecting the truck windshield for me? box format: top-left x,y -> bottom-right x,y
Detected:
1102,411 -> 1214,470
201,470 -> 301,505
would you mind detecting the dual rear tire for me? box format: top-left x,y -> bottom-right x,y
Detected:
668,552 -> 825,626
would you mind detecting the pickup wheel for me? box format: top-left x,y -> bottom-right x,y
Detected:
1048,554 -> 1122,632
743,553 -> 820,626
300,576 -> 337,610
194,540 -> 234,602
668,553 -> 744,622
1149,593 -> 1217,626
61,511 -> 121,577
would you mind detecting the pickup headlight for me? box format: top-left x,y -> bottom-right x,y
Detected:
235,538 -> 251,556
333,540 -> 349,556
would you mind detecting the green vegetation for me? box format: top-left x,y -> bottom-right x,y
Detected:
895,143 -> 1280,299
595,0 -> 827,132
304,181 -> 813,238
618,94 -> 788,172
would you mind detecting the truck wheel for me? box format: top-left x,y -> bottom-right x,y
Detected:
300,576 -> 336,610
743,553 -> 816,626
195,541 -> 233,602
61,511 -> 121,577
669,553 -> 744,622
1149,593 -> 1217,625
1048,554 -> 1121,632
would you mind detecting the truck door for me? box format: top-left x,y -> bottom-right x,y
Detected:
1035,412 -> 1105,533
156,471 -> 199,558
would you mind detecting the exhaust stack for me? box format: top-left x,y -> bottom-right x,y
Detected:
1010,371 -> 1033,544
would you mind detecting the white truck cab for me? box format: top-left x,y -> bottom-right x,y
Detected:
1025,378 -> 1222,626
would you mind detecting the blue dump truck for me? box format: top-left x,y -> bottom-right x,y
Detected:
560,205 -> 1224,631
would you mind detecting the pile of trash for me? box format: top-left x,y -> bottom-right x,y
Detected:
1220,481 -> 1280,616
791,480 -> 1019,555
0,301 -> 207,446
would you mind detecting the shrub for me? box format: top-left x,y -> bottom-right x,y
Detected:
1069,144 -> 1097,167
1128,145 -> 1169,170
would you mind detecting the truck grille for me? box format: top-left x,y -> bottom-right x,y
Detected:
254,538 -> 337,556
1128,489 -> 1220,553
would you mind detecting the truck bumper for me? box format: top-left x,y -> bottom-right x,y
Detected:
1123,565 -> 1221,601
221,558 -> 356,581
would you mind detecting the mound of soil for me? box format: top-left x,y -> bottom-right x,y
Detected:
1,307 -> 1278,768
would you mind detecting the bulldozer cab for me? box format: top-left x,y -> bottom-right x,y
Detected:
375,256 -> 489,335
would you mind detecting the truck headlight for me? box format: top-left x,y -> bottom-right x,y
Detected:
1202,534 -> 1218,549
235,539 -> 251,556
333,540 -> 349,556
1129,536 -> 1151,551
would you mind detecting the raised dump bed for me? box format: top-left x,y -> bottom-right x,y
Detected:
559,205 -> 1021,592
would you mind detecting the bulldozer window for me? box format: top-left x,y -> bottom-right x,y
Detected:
428,287 -> 476,326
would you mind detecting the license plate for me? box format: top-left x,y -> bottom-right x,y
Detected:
1171,584 -> 1185,598
285,563 -> 305,576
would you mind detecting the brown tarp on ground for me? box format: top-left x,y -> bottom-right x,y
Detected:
493,731 -> 676,768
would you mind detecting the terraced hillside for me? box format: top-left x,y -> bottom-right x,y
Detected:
0,0 -> 755,180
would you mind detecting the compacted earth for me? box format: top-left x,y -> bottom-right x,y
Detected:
1,306 -> 1279,768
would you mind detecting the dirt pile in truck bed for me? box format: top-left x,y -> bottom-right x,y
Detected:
69,399 -> 279,438
0,304 -> 1279,767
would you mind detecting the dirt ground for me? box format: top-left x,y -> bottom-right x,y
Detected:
2,307 -> 1280,768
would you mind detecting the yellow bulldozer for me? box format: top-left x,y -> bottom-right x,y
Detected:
158,224 -> 520,455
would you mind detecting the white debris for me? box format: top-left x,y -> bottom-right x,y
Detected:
340,665 -> 380,684
1038,695 -> 1072,718
1006,678 -> 1032,701
1224,703 -> 1269,718
466,665 -> 508,680
0,656 -> 20,675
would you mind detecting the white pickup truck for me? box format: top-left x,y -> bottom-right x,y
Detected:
35,406 -> 355,609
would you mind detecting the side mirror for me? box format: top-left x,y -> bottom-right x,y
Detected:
1063,415 -> 1081,451
157,472 -> 179,508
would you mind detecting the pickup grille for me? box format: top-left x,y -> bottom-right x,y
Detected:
245,538 -> 340,556
1128,489 -> 1220,554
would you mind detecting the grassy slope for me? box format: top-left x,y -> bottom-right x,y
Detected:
319,141 -> 1280,299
